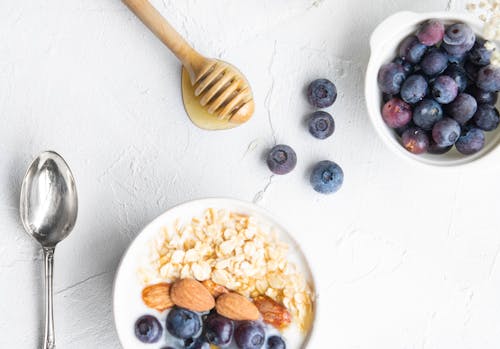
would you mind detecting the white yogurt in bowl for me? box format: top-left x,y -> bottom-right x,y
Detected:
113,198 -> 316,349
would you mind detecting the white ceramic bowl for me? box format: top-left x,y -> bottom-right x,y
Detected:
366,11 -> 500,167
113,198 -> 316,349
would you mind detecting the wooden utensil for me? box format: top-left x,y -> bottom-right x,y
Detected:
123,0 -> 255,128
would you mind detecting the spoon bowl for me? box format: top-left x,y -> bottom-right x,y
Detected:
20,151 -> 78,247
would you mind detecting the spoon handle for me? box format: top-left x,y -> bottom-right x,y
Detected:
43,248 -> 56,349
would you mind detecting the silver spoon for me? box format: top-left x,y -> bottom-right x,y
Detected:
20,151 -> 78,349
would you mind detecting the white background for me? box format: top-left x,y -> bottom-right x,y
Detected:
1,0 -> 499,348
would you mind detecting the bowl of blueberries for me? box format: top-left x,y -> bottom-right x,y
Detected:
366,11 -> 500,167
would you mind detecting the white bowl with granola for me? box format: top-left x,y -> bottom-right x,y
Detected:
113,198 -> 316,349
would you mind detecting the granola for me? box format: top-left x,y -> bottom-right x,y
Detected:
138,208 -> 313,331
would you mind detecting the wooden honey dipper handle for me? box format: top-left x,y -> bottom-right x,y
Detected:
122,0 -> 204,71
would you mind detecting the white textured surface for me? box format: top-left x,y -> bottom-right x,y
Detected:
1,0 -> 499,348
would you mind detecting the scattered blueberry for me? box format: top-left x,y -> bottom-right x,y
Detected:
401,127 -> 430,154
135,315 -> 162,344
401,75 -> 428,104
455,127 -> 485,155
472,104 -> 500,131
382,98 -> 413,128
468,85 -> 498,105
417,19 -> 445,46
447,93 -> 478,125
307,79 -> 337,108
476,65 -> 500,92
430,75 -> 458,104
166,307 -> 202,340
377,62 -> 406,94
204,313 -> 234,347
468,38 -> 493,66
413,99 -> 443,130
266,144 -> 297,175
443,63 -> 468,92
398,35 -> 428,64
308,111 -> 335,139
234,321 -> 265,349
267,336 -> 286,349
310,160 -> 344,194
432,117 -> 461,147
420,48 -> 449,76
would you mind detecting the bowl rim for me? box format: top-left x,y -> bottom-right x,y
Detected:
365,10 -> 500,168
112,197 -> 318,349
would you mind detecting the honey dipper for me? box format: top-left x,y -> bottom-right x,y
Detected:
123,0 -> 255,129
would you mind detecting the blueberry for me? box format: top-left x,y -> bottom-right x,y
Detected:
398,35 -> 428,64
428,140 -> 453,154
310,160 -> 344,194
267,336 -> 286,349
420,48 -> 448,76
401,127 -> 430,154
443,23 -> 476,47
455,127 -> 485,155
430,75 -> 458,104
377,62 -> 406,94
413,99 -> 443,130
185,337 -> 210,349
432,117 -> 461,147
382,98 -> 412,128
472,104 -> 500,131
383,93 -> 394,103
417,19 -> 445,46
134,315 -> 162,344
400,74 -> 428,104
393,57 -> 415,76
448,52 -> 467,64
234,321 -> 265,349
468,38 -> 493,66
204,313 -> 234,347
166,307 -> 202,339
476,65 -> 500,92
308,111 -> 335,139
447,93 -> 478,125
443,63 -> 468,92
464,60 -> 481,82
266,144 -> 297,175
395,121 -> 415,137
468,85 -> 498,105
307,79 -> 337,108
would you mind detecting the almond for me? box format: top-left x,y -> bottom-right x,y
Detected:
170,278 -> 215,312
253,296 -> 292,329
216,293 -> 260,321
141,283 -> 174,312
202,279 -> 230,298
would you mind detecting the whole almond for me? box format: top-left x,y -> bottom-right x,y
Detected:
202,279 -> 230,298
141,283 -> 174,312
216,293 -> 260,321
170,278 -> 215,312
